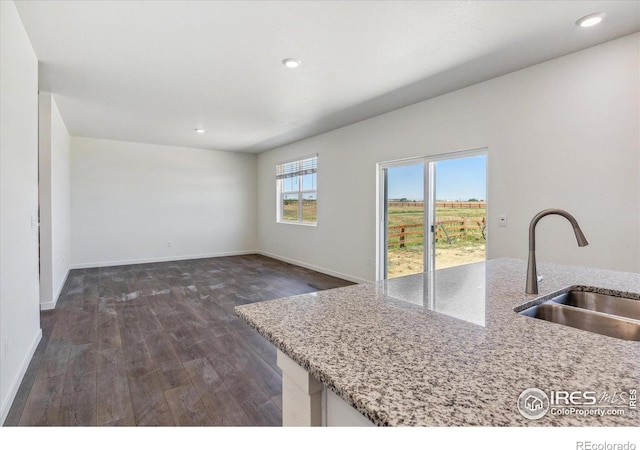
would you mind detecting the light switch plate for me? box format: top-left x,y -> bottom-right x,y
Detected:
499,214 -> 507,227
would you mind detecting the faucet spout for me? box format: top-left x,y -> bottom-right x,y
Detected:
526,208 -> 589,294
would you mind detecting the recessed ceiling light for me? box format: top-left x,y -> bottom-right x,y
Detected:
194,128 -> 206,133
282,58 -> 301,69
576,13 -> 605,28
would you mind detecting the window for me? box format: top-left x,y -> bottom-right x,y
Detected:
276,155 -> 317,225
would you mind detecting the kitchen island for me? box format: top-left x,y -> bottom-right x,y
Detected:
235,258 -> 640,426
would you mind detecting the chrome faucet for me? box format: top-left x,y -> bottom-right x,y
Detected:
526,209 -> 589,294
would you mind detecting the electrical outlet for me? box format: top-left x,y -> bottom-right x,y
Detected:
167,241 -> 173,247
499,214 -> 508,227
367,259 -> 372,267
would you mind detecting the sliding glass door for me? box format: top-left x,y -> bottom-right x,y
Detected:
379,151 -> 487,280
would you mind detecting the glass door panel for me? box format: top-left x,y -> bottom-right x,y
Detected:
384,163 -> 425,279
433,155 -> 487,270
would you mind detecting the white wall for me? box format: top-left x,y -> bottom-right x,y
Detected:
257,34 -> 640,282
70,137 -> 257,267
39,92 -> 71,310
0,1 -> 42,424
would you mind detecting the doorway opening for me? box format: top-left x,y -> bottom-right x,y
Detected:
378,150 -> 487,280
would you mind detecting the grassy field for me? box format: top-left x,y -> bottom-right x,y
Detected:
387,205 -> 486,277
283,200 -> 317,223
281,201 -> 485,277
387,205 -> 486,243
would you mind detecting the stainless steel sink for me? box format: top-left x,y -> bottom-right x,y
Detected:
517,287 -> 640,341
550,290 -> 640,321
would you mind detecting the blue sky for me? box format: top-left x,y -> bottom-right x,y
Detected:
387,155 -> 486,201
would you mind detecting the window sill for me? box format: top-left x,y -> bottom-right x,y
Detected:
276,221 -> 317,227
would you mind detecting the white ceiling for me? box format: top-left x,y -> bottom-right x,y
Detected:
15,1 -> 640,153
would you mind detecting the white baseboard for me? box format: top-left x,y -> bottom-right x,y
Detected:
40,268 -> 70,311
257,251 -> 369,285
0,327 -> 42,426
69,250 -> 259,270
40,301 -> 56,311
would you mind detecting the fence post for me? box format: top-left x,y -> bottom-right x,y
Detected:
400,226 -> 405,248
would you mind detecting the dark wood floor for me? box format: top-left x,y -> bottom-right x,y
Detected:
4,254 -> 353,426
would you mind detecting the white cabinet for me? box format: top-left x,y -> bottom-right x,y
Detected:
277,350 -> 374,427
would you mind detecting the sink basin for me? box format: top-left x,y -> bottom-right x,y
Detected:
517,287 -> 640,341
550,290 -> 640,321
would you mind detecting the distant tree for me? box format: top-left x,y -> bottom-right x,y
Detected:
468,198 -> 479,202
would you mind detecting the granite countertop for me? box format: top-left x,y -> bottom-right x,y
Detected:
235,258 -> 640,426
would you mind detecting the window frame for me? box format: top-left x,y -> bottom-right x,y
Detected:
276,155 -> 318,226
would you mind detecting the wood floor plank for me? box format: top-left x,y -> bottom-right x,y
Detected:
182,358 -> 253,426
127,368 -> 175,426
143,330 -> 191,391
200,338 -> 282,426
118,304 -> 156,374
18,373 -> 66,426
270,393 -> 282,411
50,306 -> 97,346
59,344 -> 97,426
223,369 -> 282,426
163,384 -> 212,426
96,347 -> 135,426
133,296 -> 164,335
39,341 -> 72,379
168,330 -> 223,366
97,309 -> 122,350
216,331 -> 282,398
148,297 -> 195,332
59,381 -> 96,426
64,344 -> 97,392
239,328 -> 279,357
